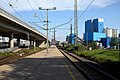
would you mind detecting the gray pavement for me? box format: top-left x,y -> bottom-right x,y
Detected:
0,47 -> 86,80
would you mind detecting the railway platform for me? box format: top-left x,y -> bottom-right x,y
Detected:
0,47 -> 86,80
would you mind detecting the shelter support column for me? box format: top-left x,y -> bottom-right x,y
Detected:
9,33 -> 14,48
27,32 -> 30,48
17,38 -> 20,47
33,39 -> 36,47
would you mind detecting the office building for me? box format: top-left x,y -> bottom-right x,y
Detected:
103,28 -> 118,38
84,18 -> 106,43
66,34 -> 75,44
93,18 -> 104,33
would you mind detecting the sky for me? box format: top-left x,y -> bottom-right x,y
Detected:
0,0 -> 120,41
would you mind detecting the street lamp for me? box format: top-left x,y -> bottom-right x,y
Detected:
39,7 -> 56,53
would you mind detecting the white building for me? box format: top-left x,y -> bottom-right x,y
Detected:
0,36 -> 9,43
103,28 -> 118,38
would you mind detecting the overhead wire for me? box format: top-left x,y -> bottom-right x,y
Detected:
52,0 -> 56,27
74,0 -> 94,24
49,18 -> 72,30
27,0 -> 44,33
3,0 -> 29,22
27,0 -> 45,32
54,0 -> 94,41
78,0 -> 83,9
8,3 -> 25,21
16,0 -> 31,21
29,22 -> 46,30
0,0 -> 10,9
56,28 -> 70,40
48,31 -> 53,40
2,0 -> 45,35
33,0 -> 44,20
56,28 -> 72,30
27,0 -> 44,25
49,0 -> 73,30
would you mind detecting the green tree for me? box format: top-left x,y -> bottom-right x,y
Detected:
89,41 -> 97,50
110,37 -> 118,47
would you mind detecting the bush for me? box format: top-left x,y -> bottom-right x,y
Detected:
64,44 -> 87,52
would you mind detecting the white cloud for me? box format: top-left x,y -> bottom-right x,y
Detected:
92,0 -> 119,8
0,0 -> 119,11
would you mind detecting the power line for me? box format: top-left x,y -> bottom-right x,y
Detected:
74,0 -> 94,24
56,28 -> 72,30
56,29 -> 70,40
16,0 -> 31,19
52,0 -> 56,26
0,0 -> 10,9
49,18 -> 72,30
78,0 -> 83,9
29,22 -> 46,30
33,0 -> 44,19
48,31 -> 53,40
27,0 -> 43,25
27,0 -> 36,13
9,3 -> 25,21
4,0 -> 26,21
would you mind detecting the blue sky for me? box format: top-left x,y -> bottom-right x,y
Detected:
0,0 -> 120,41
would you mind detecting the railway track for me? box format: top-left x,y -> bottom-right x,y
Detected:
0,54 -> 19,65
59,49 -> 119,80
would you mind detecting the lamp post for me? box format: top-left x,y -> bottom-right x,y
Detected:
39,7 -> 56,53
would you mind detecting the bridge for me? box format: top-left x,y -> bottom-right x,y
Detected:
0,8 -> 47,51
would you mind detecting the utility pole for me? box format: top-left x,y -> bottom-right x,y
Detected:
39,7 -> 56,53
50,29 -> 56,45
70,24 -> 72,34
74,0 -> 78,44
53,28 -> 56,45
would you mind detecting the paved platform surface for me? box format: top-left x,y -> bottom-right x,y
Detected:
0,47 -> 86,80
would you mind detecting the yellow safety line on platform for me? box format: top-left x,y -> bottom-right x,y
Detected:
62,57 -> 76,80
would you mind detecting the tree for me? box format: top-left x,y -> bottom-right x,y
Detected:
89,41 -> 97,50
110,37 -> 118,48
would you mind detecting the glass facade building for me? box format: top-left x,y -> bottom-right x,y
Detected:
84,18 -> 106,43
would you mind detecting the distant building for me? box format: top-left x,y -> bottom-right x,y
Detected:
66,34 -> 75,44
85,19 -> 92,33
84,18 -> 106,43
0,36 -> 9,43
93,18 -> 104,33
66,35 -> 69,43
101,38 -> 111,48
103,28 -> 118,38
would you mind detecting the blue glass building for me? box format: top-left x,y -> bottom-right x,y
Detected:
101,38 -> 111,48
85,20 -> 92,33
84,18 -> 106,43
66,34 -> 75,44
93,18 -> 104,33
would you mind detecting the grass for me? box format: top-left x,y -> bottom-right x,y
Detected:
0,52 -> 13,58
64,44 -> 120,67
75,49 -> 120,64
0,47 -> 46,58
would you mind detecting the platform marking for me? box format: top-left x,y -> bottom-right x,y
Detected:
62,57 -> 76,80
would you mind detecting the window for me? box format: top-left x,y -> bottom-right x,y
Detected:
100,24 -> 102,26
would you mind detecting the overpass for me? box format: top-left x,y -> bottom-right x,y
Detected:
0,8 -> 47,49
